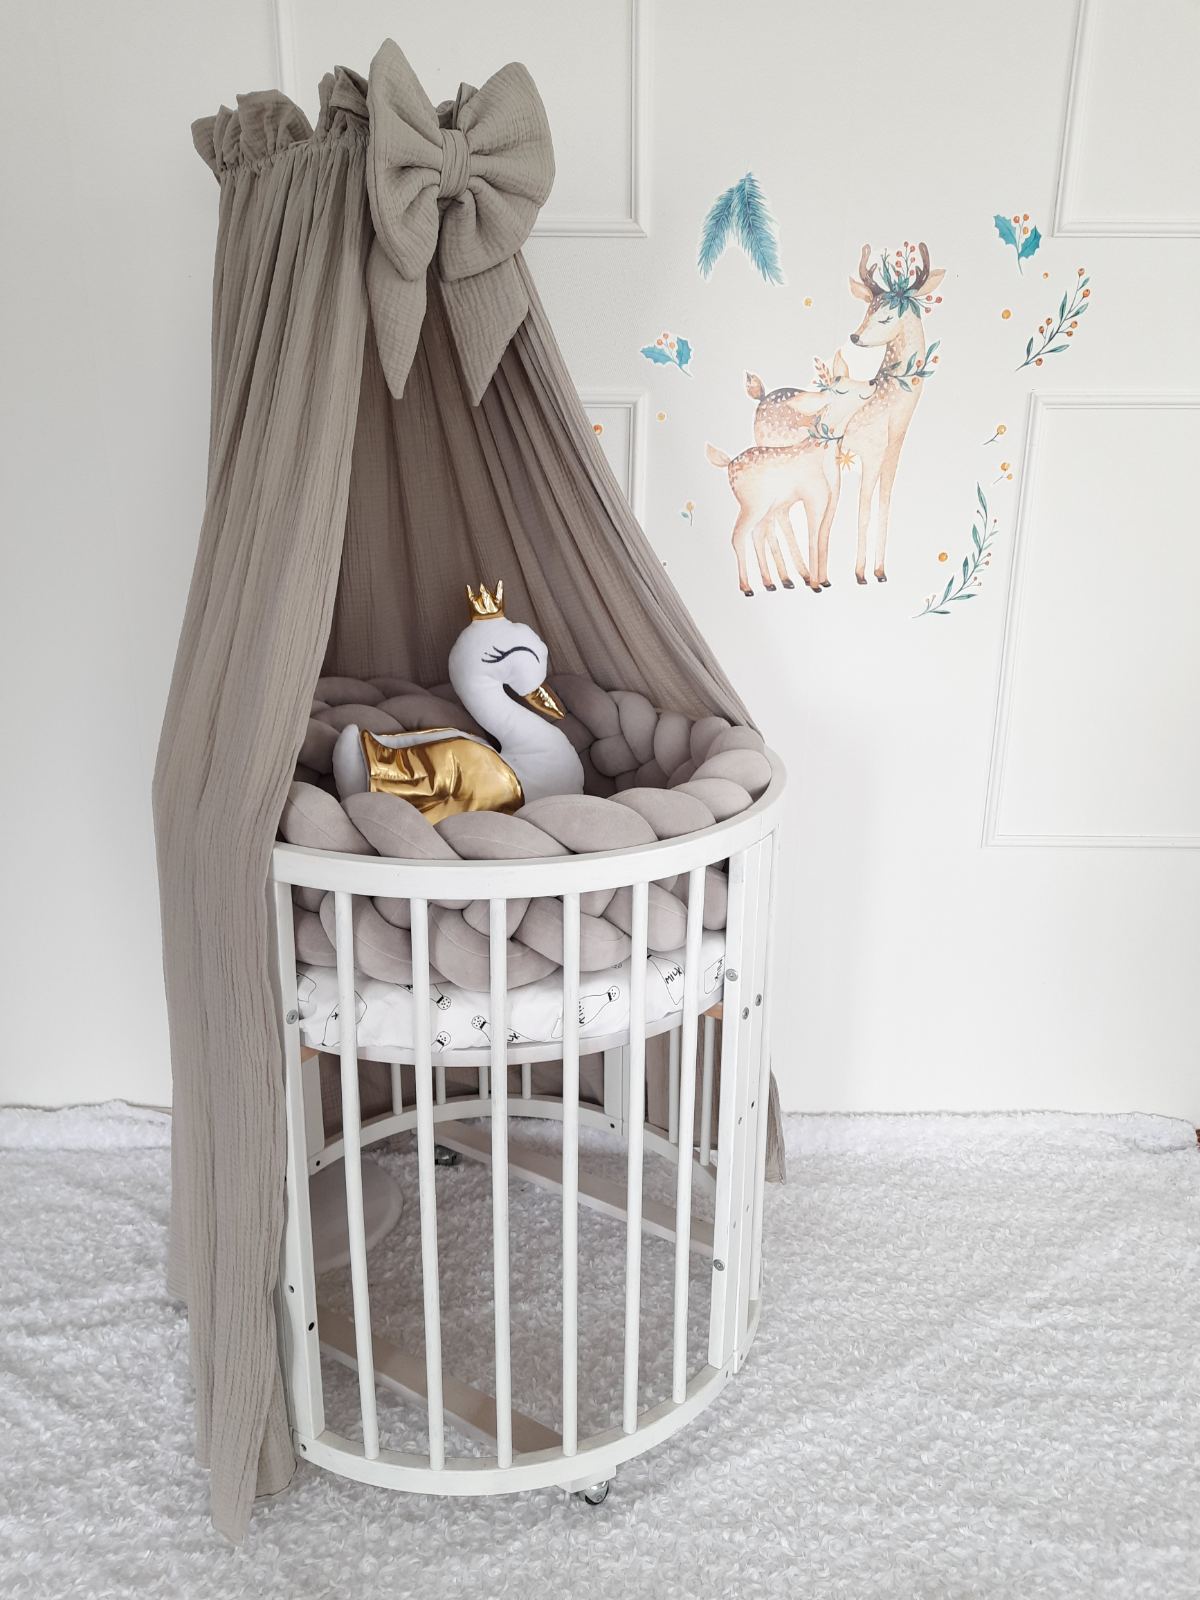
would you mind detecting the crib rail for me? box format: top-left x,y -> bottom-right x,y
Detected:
274,755 -> 784,1498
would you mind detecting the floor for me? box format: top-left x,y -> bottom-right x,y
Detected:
1,1102 -> 1197,1599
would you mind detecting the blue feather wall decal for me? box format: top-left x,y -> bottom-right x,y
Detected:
698,173 -> 784,285
698,183 -> 739,278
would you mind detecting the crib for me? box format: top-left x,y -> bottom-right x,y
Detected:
270,754 -> 784,1502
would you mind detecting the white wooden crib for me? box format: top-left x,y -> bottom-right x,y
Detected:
270,756 -> 784,1503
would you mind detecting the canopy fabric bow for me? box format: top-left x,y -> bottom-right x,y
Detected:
365,39 -> 555,404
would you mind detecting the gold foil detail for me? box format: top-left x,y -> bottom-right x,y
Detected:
465,579 -> 505,619
521,681 -> 566,719
361,730 -> 524,824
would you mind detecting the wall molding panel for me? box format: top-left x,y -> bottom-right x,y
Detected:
983,392 -> 1200,849
272,0 -> 650,238
580,390 -> 648,520
1053,0 -> 1200,237
533,0 -> 650,238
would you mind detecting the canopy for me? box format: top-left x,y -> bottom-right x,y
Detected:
154,40 -> 771,1540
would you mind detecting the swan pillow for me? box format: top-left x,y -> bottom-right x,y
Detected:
332,580 -> 584,822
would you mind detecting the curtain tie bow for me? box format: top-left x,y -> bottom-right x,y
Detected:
365,39 -> 555,403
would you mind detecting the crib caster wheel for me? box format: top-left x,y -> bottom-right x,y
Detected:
577,1480 -> 611,1507
433,1145 -> 461,1168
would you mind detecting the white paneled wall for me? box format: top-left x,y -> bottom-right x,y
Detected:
987,396 -> 1200,846
3,0 -> 1199,1118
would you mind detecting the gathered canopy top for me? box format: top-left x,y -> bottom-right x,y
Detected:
195,40 -> 555,404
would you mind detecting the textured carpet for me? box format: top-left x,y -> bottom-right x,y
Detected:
1,1102 -> 1197,1599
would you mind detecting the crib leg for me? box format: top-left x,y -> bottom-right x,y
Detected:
602,1046 -> 626,1136
274,882 -> 325,1443
708,836 -> 772,1374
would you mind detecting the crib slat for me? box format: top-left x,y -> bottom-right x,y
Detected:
561,891 -> 581,1456
390,1062 -> 404,1117
623,880 -> 649,1434
672,868 -> 706,1403
699,1015 -> 716,1167
488,899 -> 513,1469
333,890 -> 380,1460
668,1028 -> 681,1147
410,898 -> 446,1470
521,1061 -> 532,1100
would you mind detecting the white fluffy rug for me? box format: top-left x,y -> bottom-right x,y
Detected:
1,1103 -> 1197,1599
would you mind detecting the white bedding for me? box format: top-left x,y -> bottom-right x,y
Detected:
297,929 -> 726,1055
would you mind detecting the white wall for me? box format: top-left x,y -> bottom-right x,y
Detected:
4,0 -> 1198,1119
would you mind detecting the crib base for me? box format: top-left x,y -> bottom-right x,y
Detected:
293,1318 -> 758,1500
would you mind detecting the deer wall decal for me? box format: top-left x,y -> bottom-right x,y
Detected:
843,241 -> 945,584
707,354 -> 873,596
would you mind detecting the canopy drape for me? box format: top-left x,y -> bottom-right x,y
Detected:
155,44 -> 769,1541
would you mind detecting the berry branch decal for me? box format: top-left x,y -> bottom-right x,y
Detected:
640,330 -> 693,376
698,173 -> 784,285
993,211 -> 1041,272
915,485 -> 997,618
1018,269 -> 1091,369
877,341 -> 941,390
806,419 -> 844,448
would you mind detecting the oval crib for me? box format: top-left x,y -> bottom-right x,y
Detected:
270,756 -> 785,1501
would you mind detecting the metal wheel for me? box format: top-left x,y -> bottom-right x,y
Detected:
576,1480 -> 611,1507
433,1144 -> 461,1168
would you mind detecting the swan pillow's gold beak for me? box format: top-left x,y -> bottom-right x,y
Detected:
522,682 -> 566,720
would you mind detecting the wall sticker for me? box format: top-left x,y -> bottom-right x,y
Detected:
914,486 -> 998,618
1017,269 -> 1092,369
706,352 -> 870,596
698,173 -> 784,285
700,241 -> 947,597
993,211 -> 1042,272
641,329 -> 694,375
842,241 -> 946,584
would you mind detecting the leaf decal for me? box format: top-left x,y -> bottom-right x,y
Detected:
697,184 -> 737,278
640,345 -> 674,365
915,485 -> 998,619
1016,270 -> 1092,369
698,174 -> 783,284
676,337 -> 692,369
996,212 -> 1040,274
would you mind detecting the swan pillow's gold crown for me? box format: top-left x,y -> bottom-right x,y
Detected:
466,579 -> 505,620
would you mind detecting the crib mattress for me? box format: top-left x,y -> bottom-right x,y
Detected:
296,929 -> 726,1057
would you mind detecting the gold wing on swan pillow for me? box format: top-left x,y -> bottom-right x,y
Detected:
357,727 -> 523,825
330,580 -> 585,820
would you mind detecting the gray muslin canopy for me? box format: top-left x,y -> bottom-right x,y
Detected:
155,39 -> 769,1542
